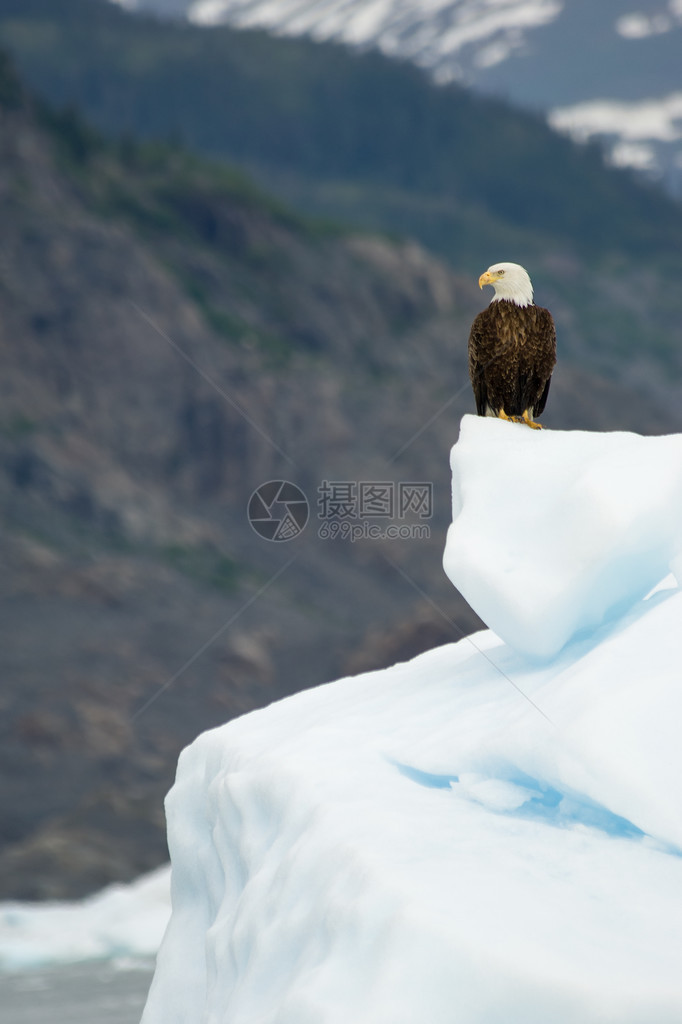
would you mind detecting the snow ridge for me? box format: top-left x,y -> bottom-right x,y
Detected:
189,0 -> 563,80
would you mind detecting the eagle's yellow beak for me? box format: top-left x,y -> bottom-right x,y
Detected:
479,271 -> 495,289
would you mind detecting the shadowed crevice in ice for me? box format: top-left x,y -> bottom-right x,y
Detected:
391,759 -> 682,851
393,761 -> 459,789
501,772 -> 646,840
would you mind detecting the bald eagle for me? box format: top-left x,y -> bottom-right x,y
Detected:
468,262 -> 556,429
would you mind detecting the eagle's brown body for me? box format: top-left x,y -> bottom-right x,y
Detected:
468,299 -> 556,420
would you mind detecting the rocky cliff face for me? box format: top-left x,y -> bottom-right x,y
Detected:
0,58 -> 679,898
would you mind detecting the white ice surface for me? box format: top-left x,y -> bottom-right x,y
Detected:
9,421 -> 682,1024
0,867 -> 170,970
141,574 -> 682,1019
443,416 -> 682,659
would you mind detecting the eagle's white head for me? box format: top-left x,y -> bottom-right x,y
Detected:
479,262 -> 534,308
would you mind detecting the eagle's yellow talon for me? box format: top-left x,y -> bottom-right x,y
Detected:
499,410 -> 527,425
522,410 -> 543,430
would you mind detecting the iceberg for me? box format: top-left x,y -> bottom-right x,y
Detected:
444,416 -> 682,659
0,866 -> 169,970
139,420 -> 682,1024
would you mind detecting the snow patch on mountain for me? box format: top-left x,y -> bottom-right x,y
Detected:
550,92 -> 682,146
616,1 -> 682,39
189,0 -> 563,80
549,92 -> 682,185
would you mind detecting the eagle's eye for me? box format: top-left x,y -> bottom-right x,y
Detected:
497,269 -> 505,276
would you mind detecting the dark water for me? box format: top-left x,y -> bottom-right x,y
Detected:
0,960 -> 155,1024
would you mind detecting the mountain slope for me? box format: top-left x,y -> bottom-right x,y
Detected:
0,42 -> 680,899
2,0 -> 682,400
0,54 -> 486,897
130,0 -> 682,196
1,0 -> 681,262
